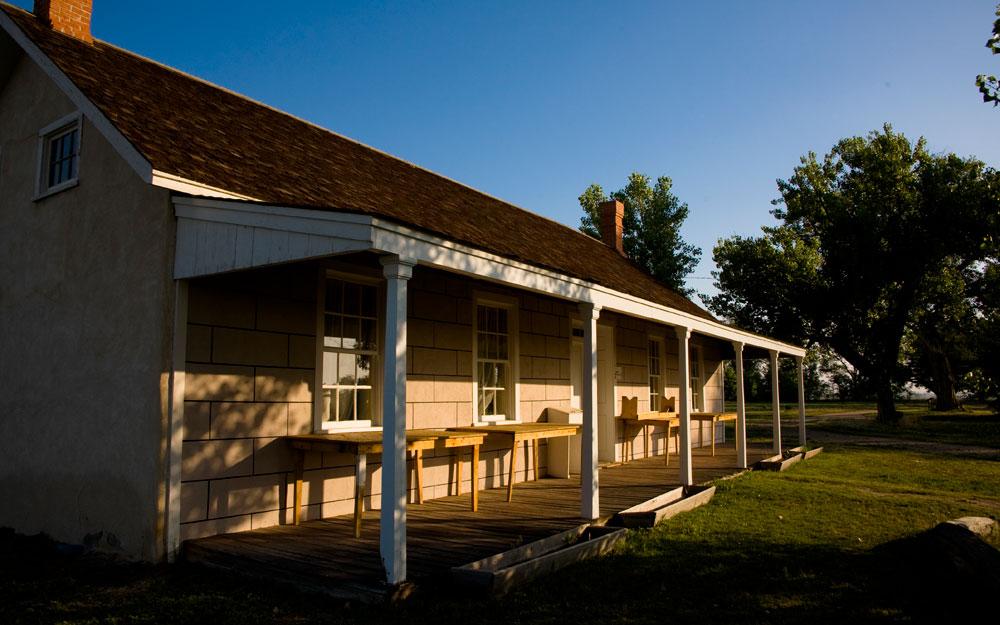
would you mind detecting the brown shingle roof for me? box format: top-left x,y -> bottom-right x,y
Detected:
3,4 -> 714,322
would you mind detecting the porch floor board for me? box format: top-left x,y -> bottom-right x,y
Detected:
183,444 -> 773,599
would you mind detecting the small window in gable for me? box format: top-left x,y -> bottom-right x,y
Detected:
35,113 -> 81,200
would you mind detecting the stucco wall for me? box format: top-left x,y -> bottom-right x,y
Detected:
0,51 -> 175,559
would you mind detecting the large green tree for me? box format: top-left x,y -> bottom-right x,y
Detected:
579,173 -> 701,295
976,4 -> 1000,106
705,125 -> 1000,422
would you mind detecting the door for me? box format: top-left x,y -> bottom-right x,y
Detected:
597,325 -> 615,462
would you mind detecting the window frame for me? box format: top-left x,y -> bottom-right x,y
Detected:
471,292 -> 520,424
647,334 -> 665,412
689,344 -> 705,412
34,112 -> 82,201
313,268 -> 385,433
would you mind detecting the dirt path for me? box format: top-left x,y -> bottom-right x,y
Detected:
808,428 -> 1000,460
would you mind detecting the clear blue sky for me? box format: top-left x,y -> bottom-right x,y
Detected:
14,1 -> 999,302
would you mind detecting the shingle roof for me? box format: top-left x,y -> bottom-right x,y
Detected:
3,3 -> 714,322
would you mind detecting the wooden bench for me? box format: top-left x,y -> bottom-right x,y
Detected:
616,396 -> 681,465
449,423 -> 580,502
286,429 -> 486,537
690,412 -> 737,456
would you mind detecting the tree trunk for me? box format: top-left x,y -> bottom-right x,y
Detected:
876,384 -> 900,423
929,350 -> 959,411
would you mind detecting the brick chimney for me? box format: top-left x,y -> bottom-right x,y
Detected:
599,199 -> 625,255
34,0 -> 93,43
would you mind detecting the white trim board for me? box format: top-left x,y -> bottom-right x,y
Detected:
172,196 -> 806,357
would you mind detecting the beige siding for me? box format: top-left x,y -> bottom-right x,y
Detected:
0,51 -> 174,559
179,266 -> 576,539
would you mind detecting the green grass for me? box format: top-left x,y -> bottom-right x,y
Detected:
3,404 -> 999,624
812,404 -> 1000,449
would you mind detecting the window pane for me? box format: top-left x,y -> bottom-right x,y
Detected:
495,387 -> 506,417
478,333 -> 487,359
322,352 -> 338,386
342,316 -> 359,349
497,308 -> 508,334
479,389 -> 489,417
326,281 -> 343,313
482,389 -> 495,416
361,285 -> 376,317
338,389 -> 355,421
344,283 -> 360,315
359,318 -> 376,350
338,353 -> 356,385
357,388 -> 372,421
494,363 -> 506,389
324,314 -> 342,348
357,355 -> 372,386
322,389 -> 334,422
497,333 -> 508,360
488,307 -> 497,333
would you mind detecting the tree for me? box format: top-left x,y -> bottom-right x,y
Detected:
579,173 -> 701,295
976,4 -> 1000,106
904,259 -> 978,410
706,125 -> 1000,422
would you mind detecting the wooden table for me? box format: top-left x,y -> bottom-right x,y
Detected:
690,412 -> 737,455
617,412 -> 680,465
449,423 -> 581,502
286,429 -> 485,537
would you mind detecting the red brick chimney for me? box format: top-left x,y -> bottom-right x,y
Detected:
34,0 -> 93,43
599,199 -> 625,255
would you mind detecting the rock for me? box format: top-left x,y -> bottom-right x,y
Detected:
946,516 -> 996,538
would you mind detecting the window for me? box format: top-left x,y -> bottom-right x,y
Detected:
648,338 -> 662,411
320,278 -> 379,429
473,298 -> 518,422
36,113 -> 81,199
690,345 -> 703,411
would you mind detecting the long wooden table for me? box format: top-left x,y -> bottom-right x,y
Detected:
690,412 -> 737,455
617,412 -> 681,465
286,429 -> 486,537
448,423 -> 580,502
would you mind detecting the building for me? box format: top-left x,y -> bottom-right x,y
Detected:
0,0 -> 806,585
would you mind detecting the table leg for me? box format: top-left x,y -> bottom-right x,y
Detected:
712,418 -> 717,456
455,450 -> 462,496
415,448 -> 424,505
506,438 -> 518,502
532,439 -> 540,481
471,444 -> 480,512
293,450 -> 304,525
666,427 -> 673,466
644,424 -> 651,459
354,452 -> 367,538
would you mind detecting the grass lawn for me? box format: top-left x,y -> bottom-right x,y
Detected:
3,403 -> 998,624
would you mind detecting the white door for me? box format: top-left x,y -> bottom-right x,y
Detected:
597,325 -> 616,462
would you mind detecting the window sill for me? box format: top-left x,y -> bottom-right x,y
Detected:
318,421 -> 379,434
32,178 -> 79,202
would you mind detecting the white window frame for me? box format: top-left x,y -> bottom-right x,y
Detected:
471,291 -> 520,424
690,344 -> 705,412
34,112 -> 82,201
313,267 -> 385,433
647,334 -> 665,412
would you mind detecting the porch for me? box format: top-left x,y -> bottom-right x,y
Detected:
183,443 -> 775,601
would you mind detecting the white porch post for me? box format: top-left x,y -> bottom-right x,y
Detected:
769,349 -> 781,454
380,256 -> 414,585
732,341 -> 747,470
796,355 -> 806,446
579,302 -> 601,520
676,326 -> 693,486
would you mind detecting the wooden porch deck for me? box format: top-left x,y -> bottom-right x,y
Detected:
183,444 -> 773,600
